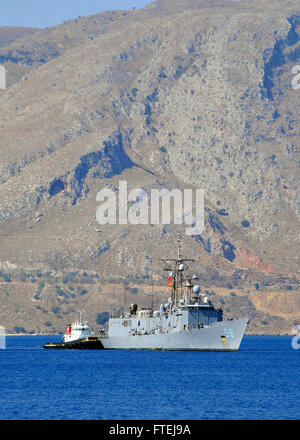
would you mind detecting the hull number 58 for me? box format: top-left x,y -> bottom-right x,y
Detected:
224,328 -> 235,338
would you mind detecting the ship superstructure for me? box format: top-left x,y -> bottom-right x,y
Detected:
101,235 -> 249,351
63,311 -> 91,343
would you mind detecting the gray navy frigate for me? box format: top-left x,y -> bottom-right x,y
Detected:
101,236 -> 249,351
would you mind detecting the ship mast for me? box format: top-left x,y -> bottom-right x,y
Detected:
160,233 -> 195,309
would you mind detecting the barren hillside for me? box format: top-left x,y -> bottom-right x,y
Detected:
0,0 -> 299,334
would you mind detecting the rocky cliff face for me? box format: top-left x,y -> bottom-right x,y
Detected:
0,0 -> 299,334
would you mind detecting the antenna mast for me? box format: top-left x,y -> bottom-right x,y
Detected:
151,284 -> 154,311
159,233 -> 195,309
177,233 -> 181,260
124,286 -> 126,316
112,288 -> 115,319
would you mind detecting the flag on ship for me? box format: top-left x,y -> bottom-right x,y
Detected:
168,271 -> 173,286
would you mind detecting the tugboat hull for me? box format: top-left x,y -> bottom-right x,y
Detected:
44,337 -> 104,349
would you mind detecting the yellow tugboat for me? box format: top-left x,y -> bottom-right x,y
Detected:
43,311 -> 104,349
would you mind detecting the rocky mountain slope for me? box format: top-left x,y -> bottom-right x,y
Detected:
0,0 -> 299,334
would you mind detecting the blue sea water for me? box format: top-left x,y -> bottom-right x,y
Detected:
0,336 -> 299,420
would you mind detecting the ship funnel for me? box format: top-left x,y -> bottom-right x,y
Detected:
66,325 -> 72,335
129,303 -> 138,315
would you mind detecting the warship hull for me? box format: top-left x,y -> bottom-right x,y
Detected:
101,317 -> 248,351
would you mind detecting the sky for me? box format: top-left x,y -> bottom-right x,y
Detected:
0,0 -> 153,28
